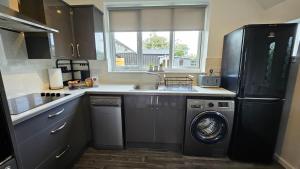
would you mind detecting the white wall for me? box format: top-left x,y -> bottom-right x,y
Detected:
63,0 -> 104,11
0,29 -> 55,98
261,0 -> 300,23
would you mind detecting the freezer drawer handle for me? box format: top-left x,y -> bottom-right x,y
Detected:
237,97 -> 283,101
56,145 -> 70,159
51,122 -> 67,134
48,108 -> 65,118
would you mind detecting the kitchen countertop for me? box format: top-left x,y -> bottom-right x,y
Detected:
10,84 -> 235,125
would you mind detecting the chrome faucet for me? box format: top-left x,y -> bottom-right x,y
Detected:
146,72 -> 164,88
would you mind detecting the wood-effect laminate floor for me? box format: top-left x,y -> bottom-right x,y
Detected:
73,148 -> 284,169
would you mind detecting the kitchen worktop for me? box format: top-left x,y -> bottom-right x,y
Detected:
10,84 -> 235,125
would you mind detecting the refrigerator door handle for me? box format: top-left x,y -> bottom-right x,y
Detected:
237,97 -> 284,101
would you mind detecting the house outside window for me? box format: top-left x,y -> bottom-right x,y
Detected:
108,6 -> 207,72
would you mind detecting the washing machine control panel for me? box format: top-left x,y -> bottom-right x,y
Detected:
188,99 -> 234,111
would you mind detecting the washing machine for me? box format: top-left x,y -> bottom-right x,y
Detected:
184,99 -> 234,157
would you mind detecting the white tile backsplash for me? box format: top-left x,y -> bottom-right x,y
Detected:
0,29 -> 55,98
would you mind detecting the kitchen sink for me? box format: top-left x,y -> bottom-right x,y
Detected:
132,84 -> 198,92
159,86 -> 198,92
133,84 -> 159,91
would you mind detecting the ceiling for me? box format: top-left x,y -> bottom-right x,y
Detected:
255,0 -> 286,9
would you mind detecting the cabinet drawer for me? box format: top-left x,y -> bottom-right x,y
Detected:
14,98 -> 80,142
37,138 -> 85,169
18,115 -> 74,169
36,144 -> 71,169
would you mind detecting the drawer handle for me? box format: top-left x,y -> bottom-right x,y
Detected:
48,108 -> 65,118
51,122 -> 67,134
56,145 -> 70,159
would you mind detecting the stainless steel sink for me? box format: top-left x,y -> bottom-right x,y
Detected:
133,84 -> 159,91
159,86 -> 198,92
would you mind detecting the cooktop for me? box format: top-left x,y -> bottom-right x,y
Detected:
8,93 -> 70,115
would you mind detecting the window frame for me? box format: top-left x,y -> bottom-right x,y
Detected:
107,6 -> 207,73
111,30 -> 203,72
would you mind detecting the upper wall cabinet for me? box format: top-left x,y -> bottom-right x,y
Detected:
19,1 -> 106,60
72,5 -> 106,60
19,0 -> 74,59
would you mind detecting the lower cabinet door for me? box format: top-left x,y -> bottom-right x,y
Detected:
124,95 -> 155,143
155,96 -> 186,145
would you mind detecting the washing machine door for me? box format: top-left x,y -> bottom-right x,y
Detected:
191,111 -> 228,144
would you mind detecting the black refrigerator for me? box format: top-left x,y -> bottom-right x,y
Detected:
221,23 -> 298,163
0,72 -> 18,169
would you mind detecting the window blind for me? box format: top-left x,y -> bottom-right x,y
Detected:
109,6 -> 206,32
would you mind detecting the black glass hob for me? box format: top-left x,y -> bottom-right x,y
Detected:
8,93 -> 70,115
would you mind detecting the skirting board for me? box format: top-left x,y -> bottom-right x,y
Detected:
274,153 -> 297,169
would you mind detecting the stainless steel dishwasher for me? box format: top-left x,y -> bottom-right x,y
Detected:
90,96 -> 123,149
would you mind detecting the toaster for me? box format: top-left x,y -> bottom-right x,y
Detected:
198,69 -> 221,87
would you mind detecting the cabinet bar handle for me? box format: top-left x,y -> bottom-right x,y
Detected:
156,96 -> 159,105
150,96 -> 153,105
48,108 -> 64,118
76,43 -> 80,57
70,43 -> 75,57
56,145 -> 70,159
51,122 -> 67,134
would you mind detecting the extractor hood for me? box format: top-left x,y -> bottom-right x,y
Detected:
0,4 -> 58,33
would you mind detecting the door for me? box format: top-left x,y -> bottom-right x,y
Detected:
229,99 -> 283,163
43,0 -> 75,58
241,24 -> 297,98
190,111 -> 228,144
73,6 -> 97,59
155,96 -> 185,145
124,95 -> 155,143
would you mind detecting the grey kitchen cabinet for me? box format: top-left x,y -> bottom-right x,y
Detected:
124,95 -> 186,148
19,1 -> 106,60
72,5 -> 106,60
19,0 -> 75,59
124,95 -> 155,143
154,96 -> 186,145
14,97 -> 89,169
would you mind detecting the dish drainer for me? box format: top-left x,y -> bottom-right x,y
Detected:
164,76 -> 193,90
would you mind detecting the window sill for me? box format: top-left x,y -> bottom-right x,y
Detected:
109,69 -> 202,74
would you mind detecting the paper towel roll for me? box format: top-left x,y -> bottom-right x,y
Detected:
48,68 -> 64,90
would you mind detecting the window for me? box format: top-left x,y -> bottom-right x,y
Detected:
109,6 -> 206,71
173,31 -> 200,69
142,32 -> 170,69
113,32 -> 138,70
